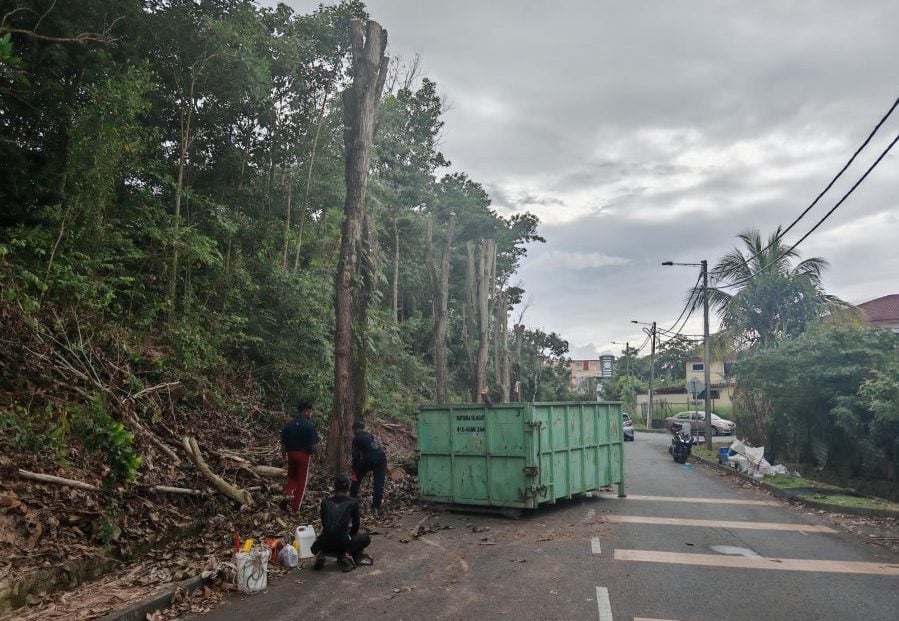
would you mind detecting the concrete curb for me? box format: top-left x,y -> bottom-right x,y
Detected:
692,454 -> 899,519
99,575 -> 206,621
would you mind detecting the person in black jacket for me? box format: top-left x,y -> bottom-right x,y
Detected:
350,419 -> 387,512
311,474 -> 372,571
280,401 -> 319,513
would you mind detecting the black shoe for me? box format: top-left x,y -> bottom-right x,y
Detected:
338,555 -> 356,572
312,553 -> 325,570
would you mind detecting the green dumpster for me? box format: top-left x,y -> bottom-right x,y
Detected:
417,401 -> 625,509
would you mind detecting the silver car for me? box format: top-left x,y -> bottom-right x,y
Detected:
664,411 -> 735,436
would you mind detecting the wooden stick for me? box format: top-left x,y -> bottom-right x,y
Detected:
182,436 -> 252,506
150,485 -> 205,496
129,381 -> 181,400
17,469 -> 98,492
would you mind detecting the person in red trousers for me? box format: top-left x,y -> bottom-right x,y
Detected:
280,401 -> 320,513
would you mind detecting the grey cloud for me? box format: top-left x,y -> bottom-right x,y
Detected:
279,0 -> 899,351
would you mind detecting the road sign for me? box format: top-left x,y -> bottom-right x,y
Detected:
686,378 -> 704,398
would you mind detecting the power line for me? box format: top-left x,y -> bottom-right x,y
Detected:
661,273 -> 702,334
716,129 -> 899,291
711,94 -> 899,282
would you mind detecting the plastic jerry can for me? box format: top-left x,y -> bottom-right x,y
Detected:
294,525 -> 316,559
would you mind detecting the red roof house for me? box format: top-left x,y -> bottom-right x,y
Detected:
857,294 -> 899,333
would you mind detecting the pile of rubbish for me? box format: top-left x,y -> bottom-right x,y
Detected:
722,440 -> 794,478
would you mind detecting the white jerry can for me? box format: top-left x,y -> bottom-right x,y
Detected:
294,524 -> 316,559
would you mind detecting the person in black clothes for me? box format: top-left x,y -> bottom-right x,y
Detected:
311,474 -> 372,571
350,419 -> 387,512
280,401 -> 319,513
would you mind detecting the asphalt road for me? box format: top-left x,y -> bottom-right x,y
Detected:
196,432 -> 899,621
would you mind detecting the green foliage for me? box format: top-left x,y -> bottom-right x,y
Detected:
734,324 -> 898,479
71,399 -> 142,489
0,403 -> 67,454
0,0 -> 568,498
706,228 -> 845,348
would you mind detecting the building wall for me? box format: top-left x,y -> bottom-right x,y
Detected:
569,358 -> 614,389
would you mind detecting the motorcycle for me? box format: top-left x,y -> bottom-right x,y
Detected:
669,422 -> 696,464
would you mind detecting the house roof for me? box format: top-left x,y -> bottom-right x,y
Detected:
857,294 -> 899,324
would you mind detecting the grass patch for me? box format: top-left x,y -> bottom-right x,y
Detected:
806,494 -> 899,512
761,473 -> 840,490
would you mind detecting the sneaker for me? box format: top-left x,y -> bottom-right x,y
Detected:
338,554 -> 356,572
312,553 -> 325,570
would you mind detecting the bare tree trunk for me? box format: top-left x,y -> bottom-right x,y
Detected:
170,102 -> 190,318
495,289 -> 510,402
295,86 -> 331,272
425,212 -> 456,403
464,242 -> 478,400
281,170 -> 293,269
391,214 -> 400,321
476,240 -> 496,399
330,19 -> 388,474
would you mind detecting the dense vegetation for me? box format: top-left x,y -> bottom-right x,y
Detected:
0,0 -> 573,486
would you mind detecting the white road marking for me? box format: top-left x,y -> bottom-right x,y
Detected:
595,586 -> 613,621
591,536 -> 602,554
596,493 -> 778,506
614,549 -> 899,575
604,515 -> 835,533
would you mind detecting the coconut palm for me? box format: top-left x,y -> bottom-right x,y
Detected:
703,228 -> 844,349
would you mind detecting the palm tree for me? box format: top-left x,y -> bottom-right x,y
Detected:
703,228 -> 844,349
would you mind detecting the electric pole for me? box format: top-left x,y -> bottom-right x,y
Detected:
649,322 -> 656,429
632,320 -> 656,428
662,259 -> 713,449
701,260 -> 712,450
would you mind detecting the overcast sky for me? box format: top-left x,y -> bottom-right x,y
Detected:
281,0 -> 899,358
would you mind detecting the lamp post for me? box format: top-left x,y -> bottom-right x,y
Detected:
632,320 -> 656,429
662,260 -> 712,450
610,341 -> 630,409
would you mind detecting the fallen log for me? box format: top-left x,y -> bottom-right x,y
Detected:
17,469 -> 98,492
150,485 -> 205,496
127,414 -> 182,466
182,436 -> 252,507
252,465 -> 286,478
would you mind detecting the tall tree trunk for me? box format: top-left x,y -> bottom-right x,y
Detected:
476,240 -> 496,399
494,289 -> 510,402
329,19 -> 388,474
391,214 -> 400,321
464,242 -> 478,400
425,212 -> 456,403
281,169 -> 293,269
170,103 -> 190,318
294,86 -> 331,272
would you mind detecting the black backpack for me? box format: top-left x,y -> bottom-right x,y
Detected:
321,497 -> 355,539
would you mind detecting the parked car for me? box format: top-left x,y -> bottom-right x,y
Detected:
664,411 -> 735,436
622,413 -> 635,441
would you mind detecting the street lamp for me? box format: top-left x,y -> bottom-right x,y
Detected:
632,320 -> 656,429
662,260 -> 713,450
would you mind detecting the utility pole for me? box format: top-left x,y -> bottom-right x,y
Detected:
701,260 -> 712,450
632,320 -> 656,428
649,322 -> 656,429
662,259 -> 712,449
